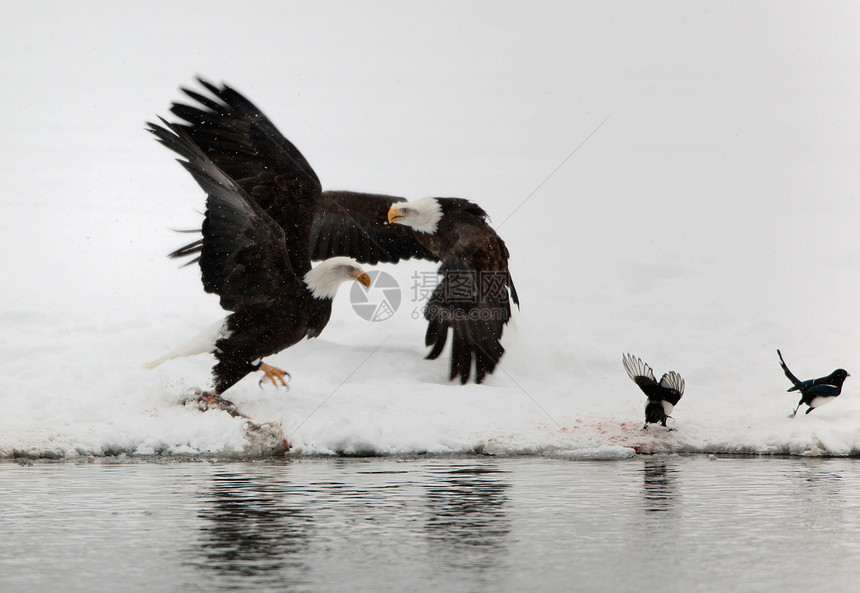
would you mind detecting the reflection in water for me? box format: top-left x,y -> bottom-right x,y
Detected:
787,460 -> 844,529
190,471 -> 312,589
6,458 -> 860,593
423,464 -> 511,572
640,458 -> 678,513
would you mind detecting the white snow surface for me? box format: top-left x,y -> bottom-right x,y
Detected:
2,2 -> 860,459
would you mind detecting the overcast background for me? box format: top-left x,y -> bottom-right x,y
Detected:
1,1 -> 859,456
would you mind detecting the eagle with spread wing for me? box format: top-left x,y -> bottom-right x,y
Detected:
164,79 -> 519,384
146,119 -> 371,400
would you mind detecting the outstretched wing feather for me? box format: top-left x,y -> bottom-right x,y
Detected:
659,371 -> 685,404
148,120 -> 299,311
166,78 -> 321,276
623,353 -> 657,385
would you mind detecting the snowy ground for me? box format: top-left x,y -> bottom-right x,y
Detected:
2,2 -> 860,459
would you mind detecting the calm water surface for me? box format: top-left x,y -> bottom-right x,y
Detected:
1,456 -> 859,592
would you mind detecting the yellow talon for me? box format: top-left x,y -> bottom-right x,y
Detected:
259,363 -> 291,389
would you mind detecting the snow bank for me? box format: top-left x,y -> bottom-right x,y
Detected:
2,299 -> 859,459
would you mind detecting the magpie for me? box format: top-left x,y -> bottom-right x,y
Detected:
777,349 -> 850,418
623,353 -> 685,430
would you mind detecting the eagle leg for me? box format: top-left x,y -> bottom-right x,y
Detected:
258,363 -> 291,390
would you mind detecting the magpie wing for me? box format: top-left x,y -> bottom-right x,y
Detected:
659,371 -> 685,405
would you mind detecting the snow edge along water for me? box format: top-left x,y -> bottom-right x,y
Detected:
3,413 -> 860,461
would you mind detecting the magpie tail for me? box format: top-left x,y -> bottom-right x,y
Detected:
777,349 -> 804,391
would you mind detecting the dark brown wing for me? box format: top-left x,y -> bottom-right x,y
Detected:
423,213 -> 518,384
148,119 -> 302,311
167,78 -> 321,276
310,191 -> 437,264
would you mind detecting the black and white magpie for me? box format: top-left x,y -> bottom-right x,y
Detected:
777,349 -> 849,417
623,353 -> 685,430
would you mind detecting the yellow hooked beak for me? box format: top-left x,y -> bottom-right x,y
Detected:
387,206 -> 404,224
353,271 -> 372,288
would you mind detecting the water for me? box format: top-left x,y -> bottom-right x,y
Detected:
2,456 -> 860,592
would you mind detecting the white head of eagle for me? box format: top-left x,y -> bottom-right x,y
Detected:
304,257 -> 371,300
387,197 -> 443,233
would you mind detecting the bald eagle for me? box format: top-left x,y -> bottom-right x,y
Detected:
146,119 -> 371,399
165,79 -> 519,384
